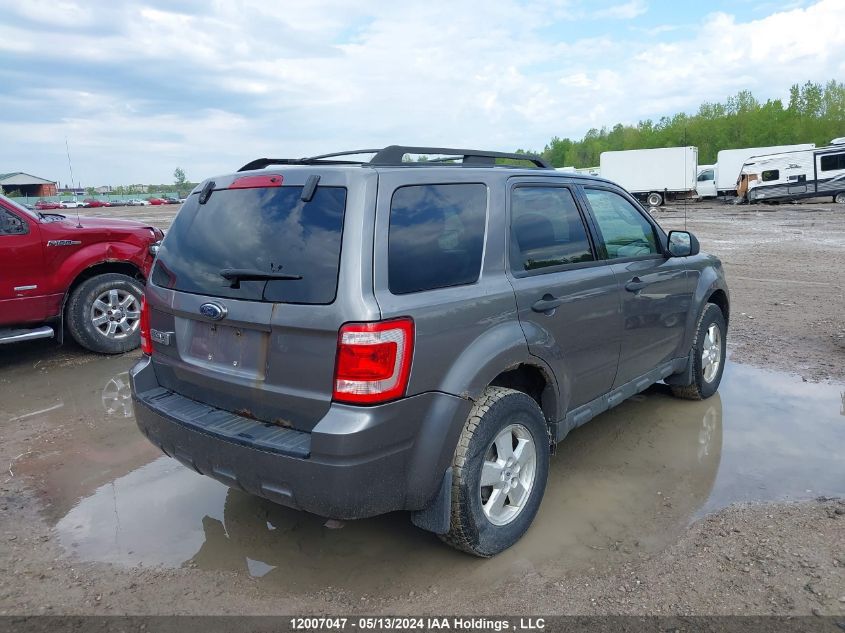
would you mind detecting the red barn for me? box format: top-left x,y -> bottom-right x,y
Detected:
0,172 -> 58,197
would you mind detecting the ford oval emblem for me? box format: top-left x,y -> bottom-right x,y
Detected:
199,302 -> 227,321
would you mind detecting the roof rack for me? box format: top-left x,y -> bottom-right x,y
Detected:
237,145 -> 552,172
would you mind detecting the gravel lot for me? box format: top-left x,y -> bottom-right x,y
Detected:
0,198 -> 843,616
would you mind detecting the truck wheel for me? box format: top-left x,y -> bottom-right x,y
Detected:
646,192 -> 663,207
834,192 -> 845,204
670,303 -> 726,401
66,273 -> 144,354
440,387 -> 550,557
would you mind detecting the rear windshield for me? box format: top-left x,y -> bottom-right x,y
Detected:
151,186 -> 346,304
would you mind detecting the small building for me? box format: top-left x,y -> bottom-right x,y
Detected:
0,172 -> 58,197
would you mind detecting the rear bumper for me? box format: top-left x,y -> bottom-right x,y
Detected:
130,356 -> 471,519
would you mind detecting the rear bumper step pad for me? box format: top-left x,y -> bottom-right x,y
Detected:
136,387 -> 311,458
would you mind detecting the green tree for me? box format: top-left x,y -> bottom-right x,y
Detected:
174,167 -> 187,188
539,80 -> 845,167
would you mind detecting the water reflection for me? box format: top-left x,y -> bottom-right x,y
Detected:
54,385 -> 725,595
4,344 -> 842,597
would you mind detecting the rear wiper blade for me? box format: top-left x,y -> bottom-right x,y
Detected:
220,268 -> 302,288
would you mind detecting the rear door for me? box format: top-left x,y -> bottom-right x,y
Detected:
506,180 -> 622,410
0,203 -> 46,326
578,185 -> 692,388
145,169 -> 379,431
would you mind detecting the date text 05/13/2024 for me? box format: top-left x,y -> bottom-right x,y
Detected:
289,617 -> 546,631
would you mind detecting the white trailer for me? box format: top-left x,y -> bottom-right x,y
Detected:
599,147 -> 698,206
739,140 -> 845,204
715,144 -> 815,195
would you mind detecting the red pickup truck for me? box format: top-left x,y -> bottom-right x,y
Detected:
0,194 -> 162,353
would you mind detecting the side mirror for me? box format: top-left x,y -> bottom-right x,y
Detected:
667,230 -> 700,257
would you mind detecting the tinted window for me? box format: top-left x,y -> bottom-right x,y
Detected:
388,184 -> 486,294
151,186 -> 346,304
698,169 -> 714,182
762,169 -> 779,181
820,153 -> 845,172
584,188 -> 659,259
0,209 -> 27,235
510,187 -> 593,272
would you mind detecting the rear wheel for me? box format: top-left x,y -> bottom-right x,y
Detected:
440,387 -> 550,557
834,192 -> 845,204
646,192 -> 664,207
671,303 -> 726,400
66,273 -> 144,354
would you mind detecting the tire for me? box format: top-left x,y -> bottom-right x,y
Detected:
646,192 -> 663,207
834,192 -> 845,204
66,273 -> 144,354
440,387 -> 550,557
670,303 -> 726,401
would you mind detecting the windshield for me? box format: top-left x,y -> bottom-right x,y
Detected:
151,185 -> 347,304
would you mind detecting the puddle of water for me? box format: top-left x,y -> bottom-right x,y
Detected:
4,345 -> 843,596
0,343 -> 158,520
702,362 -> 845,512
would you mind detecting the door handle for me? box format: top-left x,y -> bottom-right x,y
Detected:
625,277 -> 648,292
531,294 -> 564,313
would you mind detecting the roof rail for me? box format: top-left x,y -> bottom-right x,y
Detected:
237,145 -> 551,172
369,145 -> 552,168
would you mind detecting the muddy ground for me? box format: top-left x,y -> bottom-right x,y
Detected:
656,199 -> 845,383
1,198 -> 843,616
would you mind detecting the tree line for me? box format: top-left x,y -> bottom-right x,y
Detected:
536,80 -> 845,168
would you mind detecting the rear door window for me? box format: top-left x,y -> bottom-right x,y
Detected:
151,186 -> 346,304
388,183 -> 487,294
510,186 -> 594,272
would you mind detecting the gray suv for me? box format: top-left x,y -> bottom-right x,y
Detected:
130,145 -> 729,557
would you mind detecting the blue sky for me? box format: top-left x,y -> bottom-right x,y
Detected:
0,0 -> 842,186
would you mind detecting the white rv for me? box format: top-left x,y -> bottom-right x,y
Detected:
599,147 -> 698,206
739,140 -> 845,204
715,144 -> 815,195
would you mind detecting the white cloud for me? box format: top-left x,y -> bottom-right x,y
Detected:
0,0 -> 843,185
594,0 -> 649,20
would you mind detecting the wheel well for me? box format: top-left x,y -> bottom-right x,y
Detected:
65,261 -> 144,310
489,364 -> 556,424
707,289 -> 729,324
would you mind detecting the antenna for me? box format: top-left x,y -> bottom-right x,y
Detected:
680,125 -> 684,230
65,137 -> 82,228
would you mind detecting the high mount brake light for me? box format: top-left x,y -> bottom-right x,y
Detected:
333,318 -> 414,405
229,174 -> 283,189
140,295 -> 152,355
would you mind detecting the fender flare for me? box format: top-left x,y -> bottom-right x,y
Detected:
404,320 -> 559,509
681,264 -> 730,353
437,320 -> 558,414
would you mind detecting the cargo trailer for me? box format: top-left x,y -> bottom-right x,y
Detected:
599,147 -> 698,206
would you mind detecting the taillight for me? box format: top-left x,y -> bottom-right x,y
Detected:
140,295 -> 152,355
333,318 -> 414,405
